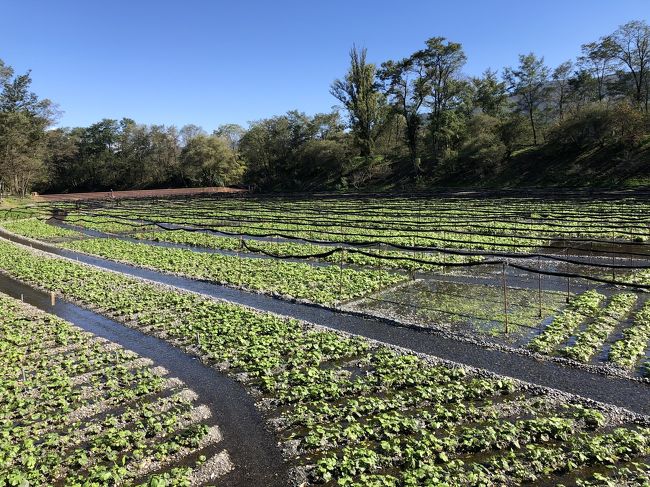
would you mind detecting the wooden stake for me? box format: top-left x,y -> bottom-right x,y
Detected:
238,235 -> 243,285
502,262 -> 509,334
50,291 -> 55,306
537,255 -> 542,318
338,249 -> 345,308
612,232 -> 616,281
564,247 -> 570,303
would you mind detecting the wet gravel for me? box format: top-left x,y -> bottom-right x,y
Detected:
0,271 -> 289,487
1,229 -> 649,416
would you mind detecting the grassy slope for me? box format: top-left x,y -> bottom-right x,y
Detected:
433,142 -> 650,189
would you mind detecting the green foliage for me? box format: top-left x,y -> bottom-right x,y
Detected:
528,290 -> 606,354
331,46 -> 386,157
0,240 -> 648,485
0,294 -> 205,485
180,134 -> 244,186
61,237 -> 403,305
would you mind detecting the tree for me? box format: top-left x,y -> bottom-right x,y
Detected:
180,134 -> 244,186
43,128 -> 80,192
179,124 -> 205,147
213,124 -> 246,151
331,46 -> 385,156
566,69 -> 599,113
70,118 -> 120,191
458,113 -> 506,177
472,69 -> 508,117
309,111 -> 344,140
420,37 -> 467,160
578,38 -> 617,102
378,56 -> 429,169
504,53 -> 550,145
0,60 -> 56,196
607,20 -> 650,111
552,61 -> 573,120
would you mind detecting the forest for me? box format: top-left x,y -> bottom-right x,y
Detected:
1,19 -> 649,195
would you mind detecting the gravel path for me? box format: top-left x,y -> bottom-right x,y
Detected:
1,229 -> 649,416
0,271 -> 289,487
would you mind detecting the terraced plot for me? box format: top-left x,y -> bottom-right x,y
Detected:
0,239 -> 649,486
0,293 -> 231,486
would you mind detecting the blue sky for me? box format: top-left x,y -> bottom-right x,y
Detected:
1,0 -> 647,130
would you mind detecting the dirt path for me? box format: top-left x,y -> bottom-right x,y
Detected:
36,186 -> 245,202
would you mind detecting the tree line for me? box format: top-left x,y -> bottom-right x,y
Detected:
1,19 -> 649,196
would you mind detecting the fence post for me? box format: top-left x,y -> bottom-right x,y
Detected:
411,236 -> 416,280
537,255 -> 542,318
564,247 -> 570,303
502,262 -> 509,334
238,235 -> 243,286
611,231 -> 615,282
338,248 -> 345,308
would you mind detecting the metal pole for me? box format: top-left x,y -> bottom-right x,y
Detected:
502,262 -> 509,334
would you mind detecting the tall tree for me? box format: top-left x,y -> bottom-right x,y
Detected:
0,60 -> 56,196
472,69 -> 508,117
420,37 -> 467,160
607,20 -> 650,111
179,124 -> 206,147
504,53 -> 550,145
578,38 -> 617,102
213,124 -> 246,151
180,134 -> 244,186
331,46 -> 385,157
552,61 -> 573,120
378,56 -> 430,169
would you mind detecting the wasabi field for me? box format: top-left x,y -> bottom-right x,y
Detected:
0,191 -> 648,486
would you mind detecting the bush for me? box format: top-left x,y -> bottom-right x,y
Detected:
457,114 -> 507,177
547,101 -> 647,149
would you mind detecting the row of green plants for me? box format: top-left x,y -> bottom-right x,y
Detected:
527,291 -> 606,355
609,301 -> 650,369
7,214 -> 648,374
59,237 -> 404,305
0,218 -> 82,241
0,240 -> 647,485
79,195 -> 650,238
0,216 -> 479,273
563,293 -> 638,363
62,212 -> 585,252
0,293 -> 213,486
65,194 -> 650,249
127,229 -> 480,272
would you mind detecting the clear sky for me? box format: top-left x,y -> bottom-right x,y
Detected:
1,0 -> 648,130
